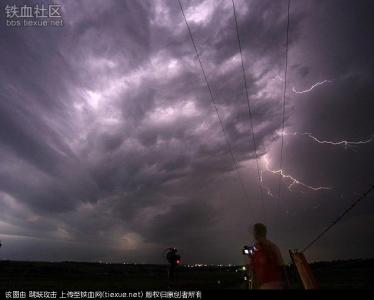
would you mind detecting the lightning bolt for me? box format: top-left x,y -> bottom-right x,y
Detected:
301,133 -> 374,150
278,130 -> 374,150
292,79 -> 333,94
262,155 -> 331,192
260,169 -> 275,198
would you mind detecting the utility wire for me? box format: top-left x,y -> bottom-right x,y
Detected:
277,0 -> 291,209
302,184 -> 374,253
231,0 -> 264,213
177,0 -> 252,206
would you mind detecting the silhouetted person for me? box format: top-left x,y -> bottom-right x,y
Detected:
166,248 -> 181,283
248,223 -> 285,289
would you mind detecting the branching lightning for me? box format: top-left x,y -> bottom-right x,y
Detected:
260,169 -> 275,198
301,133 -> 374,150
262,155 -> 331,192
277,130 -> 374,150
264,130 -> 373,193
292,79 -> 333,94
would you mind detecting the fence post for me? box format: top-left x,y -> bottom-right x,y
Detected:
289,250 -> 319,289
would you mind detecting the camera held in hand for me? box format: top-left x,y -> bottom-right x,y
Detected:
242,245 -> 256,256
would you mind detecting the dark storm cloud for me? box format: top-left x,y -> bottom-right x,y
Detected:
0,0 -> 373,263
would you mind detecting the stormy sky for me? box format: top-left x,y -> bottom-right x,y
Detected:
0,0 -> 374,264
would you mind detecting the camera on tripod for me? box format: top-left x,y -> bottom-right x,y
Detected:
165,248 -> 181,265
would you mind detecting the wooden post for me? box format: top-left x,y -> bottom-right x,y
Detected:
289,250 -> 319,289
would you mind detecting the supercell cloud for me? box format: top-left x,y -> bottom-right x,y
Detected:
0,0 -> 373,264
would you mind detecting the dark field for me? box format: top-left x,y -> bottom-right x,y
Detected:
0,259 -> 373,290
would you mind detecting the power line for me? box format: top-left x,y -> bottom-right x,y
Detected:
177,0 -> 251,207
231,0 -> 264,213
277,0 -> 291,209
302,184 -> 374,253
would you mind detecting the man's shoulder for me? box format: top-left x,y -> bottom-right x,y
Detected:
264,239 -> 277,247
264,239 -> 281,252
266,239 -> 284,265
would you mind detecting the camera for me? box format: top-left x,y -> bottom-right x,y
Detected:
166,248 -> 181,265
242,245 -> 256,256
